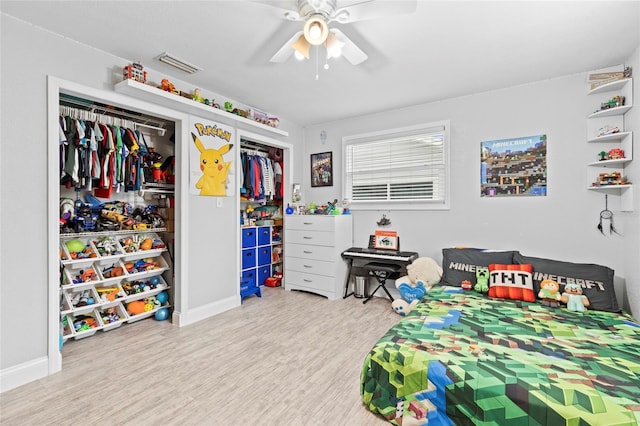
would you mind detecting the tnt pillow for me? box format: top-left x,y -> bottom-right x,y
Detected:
513,253 -> 619,313
440,248 -> 517,287
488,263 -> 536,302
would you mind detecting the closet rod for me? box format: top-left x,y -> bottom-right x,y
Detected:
59,93 -> 167,130
59,104 -> 166,136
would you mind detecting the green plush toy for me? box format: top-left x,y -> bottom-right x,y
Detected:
474,267 -> 490,293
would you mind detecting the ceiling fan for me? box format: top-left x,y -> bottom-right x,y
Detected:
265,0 -> 417,66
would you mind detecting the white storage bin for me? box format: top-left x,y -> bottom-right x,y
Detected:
64,286 -> 100,312
94,282 -> 126,305
97,302 -> 128,331
122,255 -> 169,278
96,258 -> 128,284
63,263 -> 100,286
60,237 -> 97,270
119,233 -> 167,261
91,235 -> 124,266
69,310 -> 102,339
121,275 -> 169,300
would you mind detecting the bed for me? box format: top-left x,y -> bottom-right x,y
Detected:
361,248 -> 640,425
361,286 -> 640,425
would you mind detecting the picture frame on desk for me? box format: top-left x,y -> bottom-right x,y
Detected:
311,151 -> 333,187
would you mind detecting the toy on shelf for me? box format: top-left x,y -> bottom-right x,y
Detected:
596,125 -> 620,137
592,171 -> 629,186
160,79 -> 179,95
123,62 -> 147,83
598,95 -> 625,112
608,148 -> 625,160
192,88 -> 205,103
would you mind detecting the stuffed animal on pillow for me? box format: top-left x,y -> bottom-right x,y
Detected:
561,283 -> 590,312
392,257 -> 443,316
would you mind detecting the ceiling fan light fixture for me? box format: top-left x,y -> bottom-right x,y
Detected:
303,14 -> 328,45
325,32 -> 345,59
156,52 -> 202,74
291,34 -> 311,59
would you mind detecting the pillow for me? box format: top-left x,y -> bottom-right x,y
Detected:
487,263 -> 536,302
513,252 -> 619,312
440,248 -> 517,287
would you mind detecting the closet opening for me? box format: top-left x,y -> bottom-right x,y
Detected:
238,132 -> 292,300
48,76 -> 187,375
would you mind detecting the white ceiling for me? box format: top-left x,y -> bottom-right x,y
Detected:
2,1 -> 639,127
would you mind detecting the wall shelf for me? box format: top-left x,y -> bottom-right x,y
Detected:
585,73 -> 633,212
587,131 -> 632,143
114,79 -> 288,137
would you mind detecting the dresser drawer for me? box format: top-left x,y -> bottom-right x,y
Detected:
285,269 -> 336,293
286,229 -> 335,246
285,243 -> 335,260
285,215 -> 336,232
285,257 -> 335,277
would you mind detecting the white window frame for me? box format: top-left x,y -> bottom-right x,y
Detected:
342,120 -> 450,211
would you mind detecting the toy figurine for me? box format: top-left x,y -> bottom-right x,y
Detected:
598,151 -> 608,161
474,267 -> 489,293
608,148 -> 625,160
538,279 -> 561,308
192,88 -> 205,103
561,283 -> 590,312
160,79 -> 179,95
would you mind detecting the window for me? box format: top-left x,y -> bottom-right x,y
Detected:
343,121 -> 449,210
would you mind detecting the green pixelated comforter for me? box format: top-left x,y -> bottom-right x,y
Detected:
361,286 -> 640,425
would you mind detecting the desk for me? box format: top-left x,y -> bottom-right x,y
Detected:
341,247 -> 419,298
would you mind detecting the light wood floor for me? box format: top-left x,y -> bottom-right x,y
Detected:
1,287 -> 398,425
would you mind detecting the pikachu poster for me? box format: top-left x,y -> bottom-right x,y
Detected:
189,118 -> 234,196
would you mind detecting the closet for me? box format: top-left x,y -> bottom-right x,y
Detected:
239,139 -> 285,299
57,93 -> 176,342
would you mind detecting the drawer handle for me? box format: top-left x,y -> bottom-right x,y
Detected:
303,250 -> 312,254
303,236 -> 312,239
303,222 -> 313,225
303,279 -> 313,282
303,265 -> 312,268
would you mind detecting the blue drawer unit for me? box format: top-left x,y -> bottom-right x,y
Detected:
242,228 -> 256,248
257,265 -> 270,286
257,226 -> 271,246
242,248 -> 256,270
257,246 -> 272,267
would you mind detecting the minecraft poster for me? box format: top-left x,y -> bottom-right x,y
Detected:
481,134 -> 547,197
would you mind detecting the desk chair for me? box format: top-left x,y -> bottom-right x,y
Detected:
362,236 -> 401,304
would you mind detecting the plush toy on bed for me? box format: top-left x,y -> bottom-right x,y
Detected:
561,283 -> 590,312
392,257 -> 443,316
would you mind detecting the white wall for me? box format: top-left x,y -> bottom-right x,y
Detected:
622,46 -> 640,318
303,70 -> 639,318
0,14 -> 303,389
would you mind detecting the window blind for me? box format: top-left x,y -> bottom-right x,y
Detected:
345,126 -> 446,203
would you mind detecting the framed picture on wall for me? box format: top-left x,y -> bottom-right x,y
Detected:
311,151 -> 333,187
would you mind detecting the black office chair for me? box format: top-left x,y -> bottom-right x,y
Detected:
361,236 -> 401,304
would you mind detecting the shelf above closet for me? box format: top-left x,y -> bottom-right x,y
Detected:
114,79 -> 288,137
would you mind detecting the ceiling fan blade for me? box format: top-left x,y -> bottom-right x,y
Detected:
251,0 -> 303,20
270,30 -> 304,63
332,0 -> 417,24
331,28 -> 367,65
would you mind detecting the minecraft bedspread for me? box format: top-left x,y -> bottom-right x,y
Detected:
361,286 -> 640,425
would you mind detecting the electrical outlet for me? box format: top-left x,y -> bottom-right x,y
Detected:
217,198 -> 222,207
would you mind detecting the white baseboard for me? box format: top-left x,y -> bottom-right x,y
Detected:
172,295 -> 239,327
1,356 -> 49,393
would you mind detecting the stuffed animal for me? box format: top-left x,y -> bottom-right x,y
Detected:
561,283 -> 590,312
538,279 -> 561,308
392,257 -> 443,316
474,267 -> 490,293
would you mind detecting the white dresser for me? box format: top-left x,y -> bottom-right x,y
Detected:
284,215 -> 353,300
